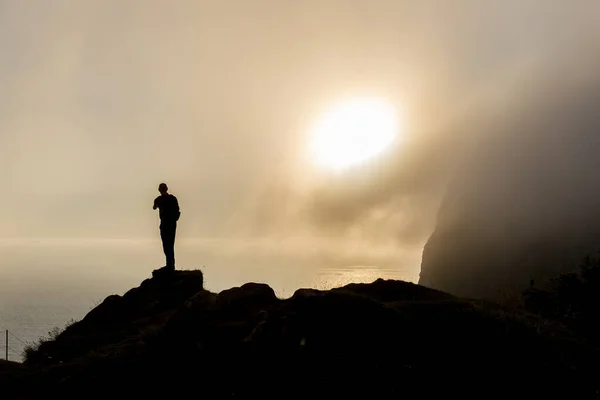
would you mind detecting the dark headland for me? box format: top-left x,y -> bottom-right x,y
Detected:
1,266 -> 599,399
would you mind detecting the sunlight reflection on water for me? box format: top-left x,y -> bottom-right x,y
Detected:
308,266 -> 408,291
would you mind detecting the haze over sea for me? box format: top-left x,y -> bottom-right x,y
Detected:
0,238 -> 416,361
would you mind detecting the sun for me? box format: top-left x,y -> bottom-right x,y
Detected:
309,97 -> 401,170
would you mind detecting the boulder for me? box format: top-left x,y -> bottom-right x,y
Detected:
216,283 -> 278,310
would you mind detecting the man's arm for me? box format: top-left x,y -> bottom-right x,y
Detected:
153,197 -> 158,210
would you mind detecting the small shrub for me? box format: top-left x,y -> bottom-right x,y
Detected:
524,251 -> 600,341
21,319 -> 77,364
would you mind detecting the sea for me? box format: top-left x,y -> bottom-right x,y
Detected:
0,238 -> 417,361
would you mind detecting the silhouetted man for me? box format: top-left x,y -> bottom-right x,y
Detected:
153,183 -> 180,270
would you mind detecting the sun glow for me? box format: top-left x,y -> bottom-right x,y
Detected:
309,98 -> 401,170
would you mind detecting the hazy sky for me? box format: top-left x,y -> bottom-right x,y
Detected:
1,1 -> 599,274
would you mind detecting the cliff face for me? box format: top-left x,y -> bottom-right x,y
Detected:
419,79 -> 600,298
419,200 -> 600,298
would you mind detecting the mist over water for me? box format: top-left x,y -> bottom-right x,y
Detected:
0,240 -> 415,361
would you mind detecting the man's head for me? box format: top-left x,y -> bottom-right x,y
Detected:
158,183 -> 168,194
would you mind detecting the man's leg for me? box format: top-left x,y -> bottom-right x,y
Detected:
170,223 -> 177,268
162,222 -> 176,268
160,224 -> 170,267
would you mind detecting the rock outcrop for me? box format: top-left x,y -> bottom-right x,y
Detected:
1,269 -> 597,399
23,269 -> 205,366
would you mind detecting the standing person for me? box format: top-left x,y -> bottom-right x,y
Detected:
153,183 -> 181,270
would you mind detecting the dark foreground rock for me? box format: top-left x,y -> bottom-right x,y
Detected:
1,270 -> 598,399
